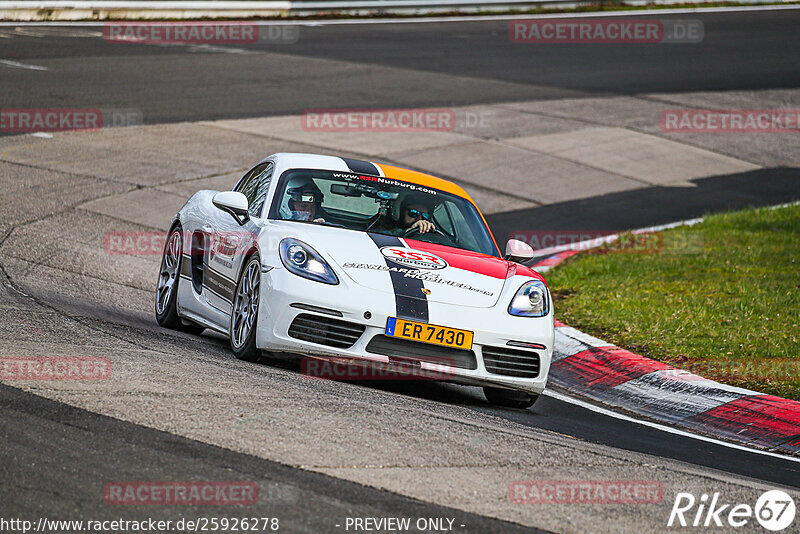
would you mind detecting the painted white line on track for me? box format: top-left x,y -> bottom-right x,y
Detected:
10,26 -> 102,37
0,3 -> 798,26
186,44 -> 255,54
0,58 -> 48,70
544,389 -> 800,465
148,41 -> 256,54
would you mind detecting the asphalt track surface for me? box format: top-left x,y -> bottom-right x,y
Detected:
2,9 -> 800,533
1,10 -> 799,122
0,381 -> 540,534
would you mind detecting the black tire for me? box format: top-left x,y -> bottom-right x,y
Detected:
155,224 -> 205,334
230,255 -> 262,362
483,386 -> 539,409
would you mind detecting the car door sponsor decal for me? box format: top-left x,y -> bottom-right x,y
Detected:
179,252 -> 236,308
204,267 -> 236,304
180,254 -> 192,280
368,233 -> 429,322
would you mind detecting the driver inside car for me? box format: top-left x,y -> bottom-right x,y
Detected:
376,193 -> 438,236
402,203 -> 435,234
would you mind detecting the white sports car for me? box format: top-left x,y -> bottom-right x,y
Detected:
156,153 -> 554,408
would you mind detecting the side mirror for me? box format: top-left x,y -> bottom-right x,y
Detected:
505,239 -> 534,263
212,191 -> 249,225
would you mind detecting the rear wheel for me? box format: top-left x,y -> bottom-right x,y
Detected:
155,225 -> 204,334
483,386 -> 538,409
230,255 -> 262,362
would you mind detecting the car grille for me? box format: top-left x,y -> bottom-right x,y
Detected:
288,314 -> 365,349
482,346 -> 541,378
365,335 -> 477,370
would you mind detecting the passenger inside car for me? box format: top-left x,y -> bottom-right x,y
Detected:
286,176 -> 329,223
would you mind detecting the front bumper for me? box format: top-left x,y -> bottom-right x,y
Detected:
256,265 -> 554,395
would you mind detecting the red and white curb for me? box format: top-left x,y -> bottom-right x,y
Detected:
532,212 -> 800,457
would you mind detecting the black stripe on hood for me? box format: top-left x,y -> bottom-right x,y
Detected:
368,233 -> 429,322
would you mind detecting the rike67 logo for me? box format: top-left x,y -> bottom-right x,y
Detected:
668,490 -> 796,531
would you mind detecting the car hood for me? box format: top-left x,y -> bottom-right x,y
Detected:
267,222 -> 512,308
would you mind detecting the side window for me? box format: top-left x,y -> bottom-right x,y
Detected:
248,164 -> 274,217
234,164 -> 263,194
434,202 -> 455,236
235,162 -> 273,218
445,200 -> 480,252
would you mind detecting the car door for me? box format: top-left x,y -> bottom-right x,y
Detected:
204,161 -> 274,315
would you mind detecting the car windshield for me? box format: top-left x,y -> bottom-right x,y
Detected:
269,169 -> 499,257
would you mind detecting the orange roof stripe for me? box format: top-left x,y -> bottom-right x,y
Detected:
375,163 -> 474,204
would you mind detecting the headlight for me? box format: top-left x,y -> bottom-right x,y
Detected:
279,238 -> 339,285
508,280 -> 550,317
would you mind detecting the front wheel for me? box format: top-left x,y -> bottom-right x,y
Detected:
230,255 -> 262,362
483,386 -> 539,409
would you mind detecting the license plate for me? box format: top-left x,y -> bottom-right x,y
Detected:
385,317 -> 473,350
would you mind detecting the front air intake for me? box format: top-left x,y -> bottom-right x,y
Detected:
482,346 -> 540,378
288,314 -> 365,349
365,335 -> 477,370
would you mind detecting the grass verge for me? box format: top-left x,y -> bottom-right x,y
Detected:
547,203 -> 800,400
